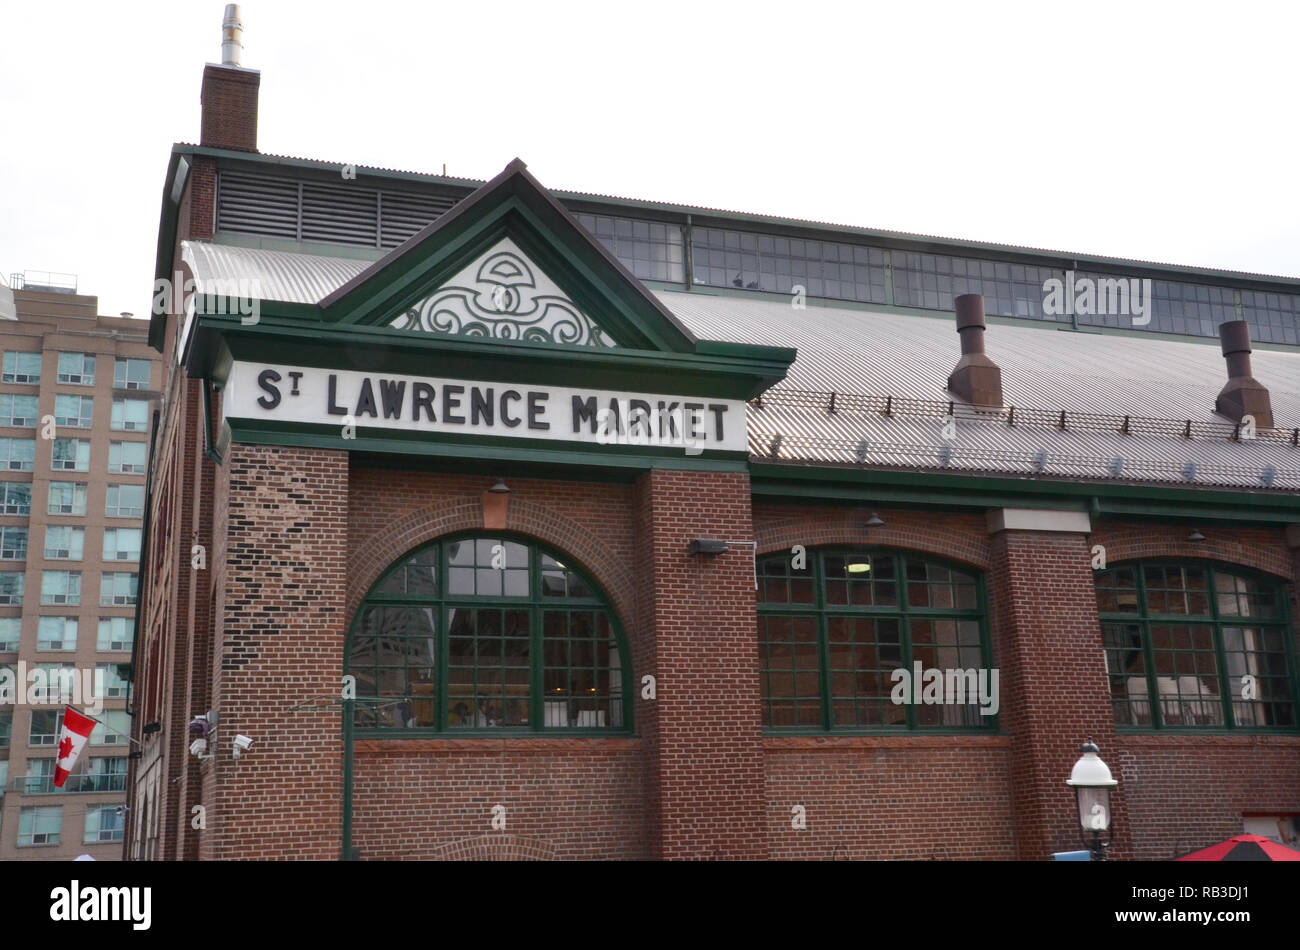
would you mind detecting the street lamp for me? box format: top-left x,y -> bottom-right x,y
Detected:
1066,736 -> 1118,861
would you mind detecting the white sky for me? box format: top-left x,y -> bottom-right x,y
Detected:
2,0 -> 1298,319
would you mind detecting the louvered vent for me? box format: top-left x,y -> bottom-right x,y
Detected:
380,192 -> 458,248
302,181 -> 378,246
216,171 -> 459,248
216,172 -> 299,238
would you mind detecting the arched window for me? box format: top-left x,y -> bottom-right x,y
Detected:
1096,561 -> 1299,729
756,548 -> 994,731
347,534 -> 631,733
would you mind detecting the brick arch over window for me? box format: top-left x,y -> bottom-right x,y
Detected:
347,495 -> 638,628
1093,526 -> 1296,582
430,834 -> 556,861
756,513 -> 991,572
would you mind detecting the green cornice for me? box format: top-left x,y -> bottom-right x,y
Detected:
191,311 -> 791,400
749,462 -> 1300,524
225,419 -> 749,475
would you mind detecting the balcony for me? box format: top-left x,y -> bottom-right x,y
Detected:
13,773 -> 127,794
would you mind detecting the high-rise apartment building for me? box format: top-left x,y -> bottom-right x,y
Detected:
0,272 -> 158,860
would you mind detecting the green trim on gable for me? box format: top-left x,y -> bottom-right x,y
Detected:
318,160 -> 702,354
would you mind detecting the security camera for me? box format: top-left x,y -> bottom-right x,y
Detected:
189,714 -> 212,738
189,737 -> 209,757
232,734 -> 254,758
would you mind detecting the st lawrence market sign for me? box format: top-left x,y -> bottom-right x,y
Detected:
222,362 -> 749,453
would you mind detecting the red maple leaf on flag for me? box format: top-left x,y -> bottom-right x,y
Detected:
58,735 -> 74,760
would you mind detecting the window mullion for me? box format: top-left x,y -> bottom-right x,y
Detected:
815,552 -> 832,732
1135,569 -> 1162,729
530,551 -> 542,732
437,545 -> 448,733
1206,567 -> 1236,729
898,553 -> 916,730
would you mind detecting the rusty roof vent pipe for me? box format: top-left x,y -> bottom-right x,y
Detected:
947,293 -> 1004,408
221,4 -> 244,67
1215,320 -> 1273,428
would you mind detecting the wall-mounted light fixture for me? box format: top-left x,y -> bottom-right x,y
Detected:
688,538 -> 759,589
1187,528 -> 1206,542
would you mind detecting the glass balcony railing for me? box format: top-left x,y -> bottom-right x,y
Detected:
13,773 -> 127,794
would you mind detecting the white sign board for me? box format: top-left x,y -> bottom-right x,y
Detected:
222,362 -> 749,453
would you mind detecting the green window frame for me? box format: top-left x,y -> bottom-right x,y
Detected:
1096,561 -> 1300,731
756,547 -> 995,732
346,533 -> 632,735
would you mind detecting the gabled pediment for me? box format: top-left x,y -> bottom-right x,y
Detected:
389,236 -> 617,347
319,159 -> 697,353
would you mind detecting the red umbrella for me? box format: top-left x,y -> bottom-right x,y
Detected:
1176,834 -> 1300,861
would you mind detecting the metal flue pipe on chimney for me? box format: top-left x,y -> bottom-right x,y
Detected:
1214,320 -> 1273,428
222,4 -> 244,67
947,294 -> 1004,407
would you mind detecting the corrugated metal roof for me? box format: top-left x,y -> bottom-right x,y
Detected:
182,241 -> 1300,490
659,292 -> 1300,424
183,242 -> 369,305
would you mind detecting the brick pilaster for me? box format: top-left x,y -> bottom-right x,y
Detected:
634,469 -> 766,859
987,511 -> 1132,860
203,444 -> 348,859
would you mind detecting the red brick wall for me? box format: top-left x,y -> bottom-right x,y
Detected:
1114,734 -> 1300,860
201,444 -> 349,860
138,438 -> 1300,861
754,505 -> 991,570
635,469 -> 766,859
764,736 -> 1014,860
345,466 -> 768,860
199,64 -> 259,152
351,738 -> 646,860
346,465 -> 651,859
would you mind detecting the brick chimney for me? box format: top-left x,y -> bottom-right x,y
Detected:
1214,319 -> 1273,428
200,5 -> 259,152
947,293 -> 1004,407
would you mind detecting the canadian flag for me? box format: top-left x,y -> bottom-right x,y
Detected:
54,707 -> 100,788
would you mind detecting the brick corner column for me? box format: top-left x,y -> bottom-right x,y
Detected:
205,444 -> 349,860
986,508 -> 1133,861
635,469 -> 766,860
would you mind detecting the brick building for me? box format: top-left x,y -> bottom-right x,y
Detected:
0,273 -> 157,860
128,32 -> 1300,861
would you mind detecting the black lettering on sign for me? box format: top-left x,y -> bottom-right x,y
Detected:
327,374 -> 347,416
657,401 -> 679,438
500,390 -> 522,428
379,380 -> 406,419
256,369 -> 282,410
572,396 -> 598,433
471,388 -> 494,426
443,385 -> 465,424
684,402 -> 704,442
411,383 -> 436,422
354,378 -> 378,418
288,371 -> 302,396
629,399 -> 652,438
708,404 -> 728,442
527,391 -> 550,431
604,398 -> 622,435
